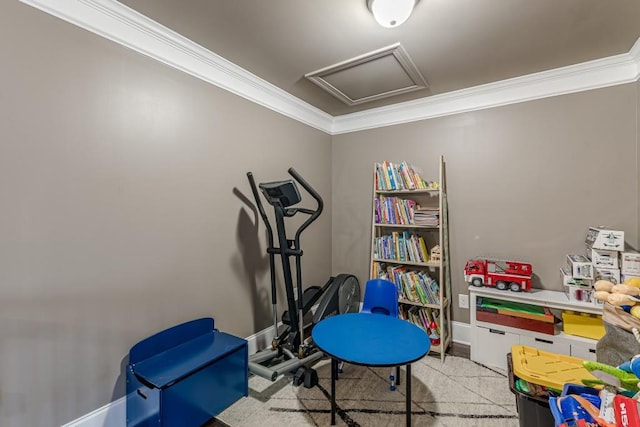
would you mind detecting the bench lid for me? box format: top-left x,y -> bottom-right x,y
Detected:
132,331 -> 246,389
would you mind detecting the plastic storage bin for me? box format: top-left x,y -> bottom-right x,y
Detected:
507,353 -> 555,427
562,311 -> 605,340
510,344 -> 598,391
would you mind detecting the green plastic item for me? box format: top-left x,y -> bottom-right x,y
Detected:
582,360 -> 640,391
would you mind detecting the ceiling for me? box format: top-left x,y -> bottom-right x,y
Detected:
115,0 -> 640,117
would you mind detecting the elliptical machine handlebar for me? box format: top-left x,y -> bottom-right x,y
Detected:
246,172 -> 279,328
246,172 -> 273,243
287,168 -> 323,214
247,168 -> 324,244
287,167 -> 323,244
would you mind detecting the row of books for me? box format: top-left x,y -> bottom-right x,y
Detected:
375,161 -> 436,191
400,305 -> 441,339
414,206 -> 439,227
372,262 -> 440,305
374,195 -> 418,225
399,270 -> 440,305
373,231 -> 429,263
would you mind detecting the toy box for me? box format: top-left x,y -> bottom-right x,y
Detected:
585,226 -> 624,251
567,254 -> 594,280
561,311 -> 605,340
620,251 -> 640,276
594,267 -> 621,285
586,246 -> 619,269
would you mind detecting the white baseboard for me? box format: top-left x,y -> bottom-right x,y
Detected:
61,396 -> 125,427
451,321 -> 471,346
64,319 -> 471,426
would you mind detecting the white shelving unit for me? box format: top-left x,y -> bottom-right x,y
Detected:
369,156 -> 451,361
469,286 -> 602,370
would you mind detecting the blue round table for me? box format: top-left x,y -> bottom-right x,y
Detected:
312,313 -> 430,426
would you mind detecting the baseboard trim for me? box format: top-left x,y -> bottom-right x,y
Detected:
64,318 -> 470,426
61,396 -> 125,427
451,320 -> 471,346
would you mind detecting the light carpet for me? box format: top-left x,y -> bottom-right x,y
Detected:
217,354 -> 520,426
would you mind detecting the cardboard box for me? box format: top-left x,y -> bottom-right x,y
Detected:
585,226 -> 624,251
560,269 -> 595,304
564,285 -> 595,304
567,254 -> 594,280
620,251 -> 640,276
586,246 -> 619,269
560,267 -> 592,288
594,267 -> 621,285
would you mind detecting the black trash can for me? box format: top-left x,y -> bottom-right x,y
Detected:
507,353 -> 556,427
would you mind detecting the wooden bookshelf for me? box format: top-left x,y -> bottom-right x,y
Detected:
369,157 -> 452,362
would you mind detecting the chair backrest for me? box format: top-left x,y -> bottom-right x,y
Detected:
360,278 -> 399,318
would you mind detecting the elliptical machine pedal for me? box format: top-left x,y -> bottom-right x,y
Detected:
293,366 -> 318,389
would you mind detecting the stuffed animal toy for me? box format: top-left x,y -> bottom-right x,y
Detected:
594,278 -> 640,317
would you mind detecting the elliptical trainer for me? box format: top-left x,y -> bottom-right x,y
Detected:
246,167 -> 360,386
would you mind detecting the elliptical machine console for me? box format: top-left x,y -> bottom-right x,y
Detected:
246,168 -> 360,387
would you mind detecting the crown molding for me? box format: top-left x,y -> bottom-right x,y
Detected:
630,37 -> 640,80
19,0 -> 640,136
20,0 -> 334,133
332,38 -> 640,134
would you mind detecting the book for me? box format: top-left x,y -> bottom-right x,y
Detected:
418,236 -> 429,262
399,161 -> 416,190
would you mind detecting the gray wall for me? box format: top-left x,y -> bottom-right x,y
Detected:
0,2 -> 332,426
332,83 -> 639,325
2,2 -> 639,426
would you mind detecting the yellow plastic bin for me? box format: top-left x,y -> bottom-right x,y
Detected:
561,311 -> 605,340
510,345 -> 599,392
507,353 -> 555,427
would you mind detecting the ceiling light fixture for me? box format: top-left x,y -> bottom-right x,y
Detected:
367,0 -> 418,29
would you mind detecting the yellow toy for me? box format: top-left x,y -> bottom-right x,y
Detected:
626,277 -> 640,288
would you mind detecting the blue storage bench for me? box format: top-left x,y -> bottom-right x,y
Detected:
126,318 -> 248,427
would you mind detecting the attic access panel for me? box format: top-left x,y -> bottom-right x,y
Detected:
305,43 -> 428,106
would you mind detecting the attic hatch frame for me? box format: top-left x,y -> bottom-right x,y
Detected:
305,43 -> 428,106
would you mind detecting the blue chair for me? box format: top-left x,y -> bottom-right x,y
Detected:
361,278 -> 399,317
339,278 -> 401,390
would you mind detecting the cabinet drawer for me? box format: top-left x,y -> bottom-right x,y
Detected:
472,325 -> 519,370
570,343 -> 597,361
519,335 -> 570,355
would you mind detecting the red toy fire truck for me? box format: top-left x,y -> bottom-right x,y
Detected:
464,258 -> 533,292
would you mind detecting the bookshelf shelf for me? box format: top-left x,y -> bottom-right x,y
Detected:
375,189 -> 439,195
399,296 -> 449,310
369,157 -> 451,362
374,223 -> 440,230
372,258 -> 440,268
